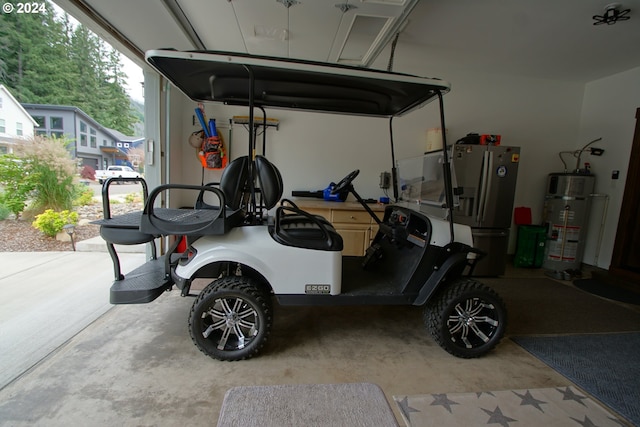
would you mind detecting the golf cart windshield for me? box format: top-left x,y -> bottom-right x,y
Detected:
397,151 -> 460,217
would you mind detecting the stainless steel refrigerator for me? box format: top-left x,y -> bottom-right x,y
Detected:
451,145 -> 521,276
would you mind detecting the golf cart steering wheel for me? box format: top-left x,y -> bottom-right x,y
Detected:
331,169 -> 360,195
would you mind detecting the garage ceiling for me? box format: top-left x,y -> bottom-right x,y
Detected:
54,0 -> 640,82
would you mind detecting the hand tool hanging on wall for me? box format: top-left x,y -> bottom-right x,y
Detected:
194,106 -> 226,170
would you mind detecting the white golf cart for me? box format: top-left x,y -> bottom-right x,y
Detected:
94,50 -> 506,361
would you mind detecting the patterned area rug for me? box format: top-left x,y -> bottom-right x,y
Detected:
394,386 -> 627,427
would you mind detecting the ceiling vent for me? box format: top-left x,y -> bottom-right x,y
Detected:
329,0 -> 419,67
230,0 -> 419,66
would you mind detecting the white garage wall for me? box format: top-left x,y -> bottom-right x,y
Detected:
578,66 -> 640,269
167,45 -> 588,254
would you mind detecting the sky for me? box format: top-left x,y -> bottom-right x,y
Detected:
120,55 -> 144,104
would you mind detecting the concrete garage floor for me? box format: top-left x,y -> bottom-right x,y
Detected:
0,252 -> 145,391
0,261 -> 636,426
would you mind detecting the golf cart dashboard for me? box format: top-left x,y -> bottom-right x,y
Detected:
383,206 -> 431,248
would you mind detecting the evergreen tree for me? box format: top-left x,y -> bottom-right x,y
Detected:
0,9 -> 38,100
23,11 -> 76,105
68,24 -> 102,117
102,48 -> 136,134
0,1 -> 139,135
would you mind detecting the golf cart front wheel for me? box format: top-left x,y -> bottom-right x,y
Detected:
425,279 -> 506,358
189,276 -> 272,361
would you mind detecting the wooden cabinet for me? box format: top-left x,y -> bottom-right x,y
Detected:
294,200 -> 385,256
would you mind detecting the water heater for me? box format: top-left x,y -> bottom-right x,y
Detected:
542,173 -> 595,272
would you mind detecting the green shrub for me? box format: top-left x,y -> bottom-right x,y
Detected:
124,192 -> 142,204
74,186 -> 95,206
0,190 -> 26,218
32,209 -> 79,237
0,155 -> 35,218
16,136 -> 77,213
0,203 -> 10,220
30,162 -> 76,212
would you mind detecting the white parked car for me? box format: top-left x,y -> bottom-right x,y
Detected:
95,165 -> 141,184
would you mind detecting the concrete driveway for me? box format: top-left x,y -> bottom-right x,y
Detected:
88,181 -> 142,199
0,251 -> 145,390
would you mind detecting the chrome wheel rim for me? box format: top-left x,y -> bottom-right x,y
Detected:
447,297 -> 500,349
200,296 -> 259,351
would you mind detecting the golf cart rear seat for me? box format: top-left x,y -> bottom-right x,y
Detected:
255,155 -> 343,252
92,157 -> 250,286
94,156 -> 249,240
138,156 -> 249,236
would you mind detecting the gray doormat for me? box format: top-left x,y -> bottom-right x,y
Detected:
393,386 -> 625,426
217,382 -> 399,426
513,332 -> 640,426
573,278 -> 640,305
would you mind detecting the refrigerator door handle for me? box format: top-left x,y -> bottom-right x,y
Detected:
481,151 -> 494,222
476,151 -> 490,223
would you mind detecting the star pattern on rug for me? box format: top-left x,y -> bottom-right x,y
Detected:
556,386 -> 588,407
481,405 -> 518,427
396,396 -> 420,419
570,415 -> 600,427
395,386 -> 628,427
476,391 -> 496,398
513,389 -> 547,412
430,393 -> 460,413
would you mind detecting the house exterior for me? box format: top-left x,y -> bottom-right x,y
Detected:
105,128 -> 144,170
0,85 -> 38,154
21,104 -> 135,171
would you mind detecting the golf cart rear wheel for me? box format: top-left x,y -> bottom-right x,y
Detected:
189,276 -> 272,361
425,279 -> 506,358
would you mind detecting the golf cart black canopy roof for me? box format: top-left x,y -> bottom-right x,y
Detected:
145,50 -> 450,117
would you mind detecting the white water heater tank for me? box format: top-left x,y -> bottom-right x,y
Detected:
542,173 -> 595,271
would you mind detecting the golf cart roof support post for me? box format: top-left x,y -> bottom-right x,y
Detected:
257,106 -> 268,155
243,64 -> 257,217
256,105 -> 268,218
389,117 -> 399,201
436,90 -> 455,243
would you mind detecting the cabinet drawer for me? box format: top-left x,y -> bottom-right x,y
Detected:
304,208 -> 330,221
331,210 -> 371,224
335,228 -> 368,256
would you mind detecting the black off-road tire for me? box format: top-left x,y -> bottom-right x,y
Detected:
189,276 -> 272,361
425,279 -> 506,358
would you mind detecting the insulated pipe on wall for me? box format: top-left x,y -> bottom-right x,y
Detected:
590,193 -> 609,266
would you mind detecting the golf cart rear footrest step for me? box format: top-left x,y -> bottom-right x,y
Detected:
110,258 -> 172,304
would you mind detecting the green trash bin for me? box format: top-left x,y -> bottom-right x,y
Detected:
514,225 -> 546,268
